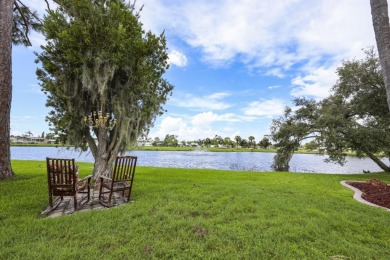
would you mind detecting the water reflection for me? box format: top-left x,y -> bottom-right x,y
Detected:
10,146 -> 388,174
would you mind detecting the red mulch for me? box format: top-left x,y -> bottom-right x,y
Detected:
347,179 -> 390,209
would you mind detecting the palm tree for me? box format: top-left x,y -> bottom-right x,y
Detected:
248,136 -> 255,148
370,0 -> 390,111
0,0 -> 41,179
0,0 -> 14,179
234,135 -> 241,148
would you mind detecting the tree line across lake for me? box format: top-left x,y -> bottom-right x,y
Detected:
146,134 -> 273,149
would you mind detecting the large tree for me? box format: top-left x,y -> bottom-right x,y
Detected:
271,101 -> 317,171
370,0 -> 390,111
0,0 -> 41,180
271,48 -> 390,172
36,0 -> 173,180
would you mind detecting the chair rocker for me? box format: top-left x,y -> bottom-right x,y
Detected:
46,157 -> 92,210
99,156 -> 137,207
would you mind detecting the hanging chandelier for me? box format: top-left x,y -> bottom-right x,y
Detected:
83,110 -> 117,129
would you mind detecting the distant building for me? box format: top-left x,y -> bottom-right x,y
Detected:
10,135 -> 50,144
137,138 -> 153,147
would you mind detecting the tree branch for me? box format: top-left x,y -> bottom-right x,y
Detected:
84,128 -> 98,158
44,0 -> 52,12
14,0 -> 31,46
14,0 -> 43,46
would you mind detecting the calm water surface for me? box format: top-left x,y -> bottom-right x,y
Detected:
11,146 -> 388,174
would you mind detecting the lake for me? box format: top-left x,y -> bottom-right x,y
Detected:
11,146 -> 388,174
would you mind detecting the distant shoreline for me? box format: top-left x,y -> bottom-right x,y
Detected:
11,143 -> 275,152
10,143 -> 324,155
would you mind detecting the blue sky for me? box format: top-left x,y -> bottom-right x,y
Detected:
11,0 -> 376,142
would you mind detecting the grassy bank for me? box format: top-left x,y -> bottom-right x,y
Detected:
1,160 -> 390,259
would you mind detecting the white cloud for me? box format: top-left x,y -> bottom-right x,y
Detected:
150,111 -> 257,141
296,1 -> 373,57
290,65 -> 338,99
168,50 -> 188,67
16,0 -> 379,142
139,0 -> 374,74
171,92 -> 232,110
243,99 -> 285,117
31,0 -> 375,76
267,85 -> 282,90
264,68 -> 285,78
152,116 -> 212,141
208,92 -> 229,99
191,111 -> 254,126
29,31 -> 46,49
26,0 -> 51,15
10,115 -> 47,137
159,116 -> 188,133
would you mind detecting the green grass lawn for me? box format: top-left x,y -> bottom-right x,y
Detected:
1,160 -> 390,259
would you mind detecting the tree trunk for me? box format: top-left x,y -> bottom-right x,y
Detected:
94,127 -> 110,179
272,149 -> 294,172
365,151 -> 390,172
92,153 -> 111,182
0,0 -> 14,179
370,0 -> 390,111
85,127 -> 121,185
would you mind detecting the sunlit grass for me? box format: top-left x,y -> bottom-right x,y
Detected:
1,160 -> 390,259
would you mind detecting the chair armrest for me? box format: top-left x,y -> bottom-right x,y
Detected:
77,174 -> 93,182
100,175 -> 112,181
76,174 -> 93,191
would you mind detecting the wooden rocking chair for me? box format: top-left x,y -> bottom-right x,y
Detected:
46,157 -> 92,210
99,156 -> 137,207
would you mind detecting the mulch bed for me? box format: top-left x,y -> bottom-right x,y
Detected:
347,179 -> 390,209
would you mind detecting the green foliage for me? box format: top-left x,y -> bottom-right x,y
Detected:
163,134 -> 178,147
304,140 -> 319,151
234,135 -> 241,148
36,0 -> 173,174
212,135 -> 223,145
239,138 -> 248,148
258,137 -> 272,149
271,104 -> 315,171
248,136 -> 255,148
223,137 -> 234,147
271,48 -> 390,172
2,160 -> 390,259
204,138 -> 212,148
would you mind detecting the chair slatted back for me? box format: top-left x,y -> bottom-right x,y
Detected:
112,156 -> 137,182
47,158 -> 77,190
